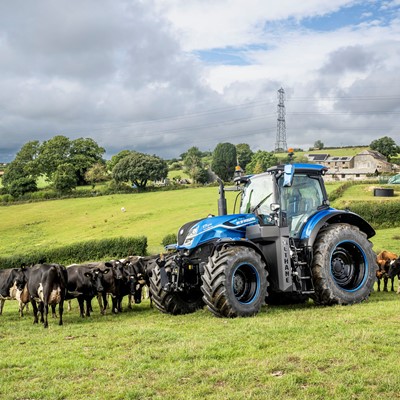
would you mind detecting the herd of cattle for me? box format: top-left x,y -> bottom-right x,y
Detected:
1,250 -> 400,327
0,256 -> 157,328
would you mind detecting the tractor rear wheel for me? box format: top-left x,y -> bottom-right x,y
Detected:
202,246 -> 268,317
149,263 -> 204,315
311,223 -> 375,305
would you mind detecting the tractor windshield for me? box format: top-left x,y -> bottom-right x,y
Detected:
240,173 -> 275,224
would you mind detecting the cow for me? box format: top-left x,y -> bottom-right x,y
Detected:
388,258 -> 400,294
0,267 -> 29,316
376,250 -> 399,292
97,260 -> 130,314
26,263 -> 68,328
66,263 -> 110,317
126,255 -> 158,308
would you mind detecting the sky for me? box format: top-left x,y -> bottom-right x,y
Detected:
1,0 -> 400,162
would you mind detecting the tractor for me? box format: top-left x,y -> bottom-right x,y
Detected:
149,163 -> 376,317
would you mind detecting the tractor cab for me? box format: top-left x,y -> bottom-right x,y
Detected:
239,164 -> 329,238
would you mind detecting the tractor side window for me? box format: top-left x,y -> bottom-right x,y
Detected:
280,175 -> 324,237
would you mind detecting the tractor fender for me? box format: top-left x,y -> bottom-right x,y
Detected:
212,238 -> 268,267
300,208 -> 375,248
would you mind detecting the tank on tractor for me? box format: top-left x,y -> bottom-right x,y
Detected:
149,163 -> 376,317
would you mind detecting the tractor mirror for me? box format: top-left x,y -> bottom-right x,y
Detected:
283,164 -> 294,187
270,203 -> 280,212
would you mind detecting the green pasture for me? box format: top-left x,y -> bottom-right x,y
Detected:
0,178 -> 400,399
0,187 -> 240,257
0,181 -> 398,258
1,288 -> 400,400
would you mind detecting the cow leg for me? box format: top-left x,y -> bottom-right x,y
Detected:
58,300 -> 64,326
0,299 -> 4,315
127,294 -> 133,310
149,291 -> 153,308
31,300 -> 39,324
77,297 -> 85,318
51,304 -> 58,318
383,276 -> 388,292
111,296 -> 119,314
85,298 -> 91,317
376,278 -> 381,292
391,277 -> 395,292
43,302 -> 49,328
98,293 -> 106,315
67,300 -> 72,312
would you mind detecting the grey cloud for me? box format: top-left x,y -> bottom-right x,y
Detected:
319,45 -> 376,75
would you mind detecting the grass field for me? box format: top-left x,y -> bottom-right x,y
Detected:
1,287 -> 400,400
1,178 -> 400,399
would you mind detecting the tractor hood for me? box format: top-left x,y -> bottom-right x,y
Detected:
175,213 -> 259,250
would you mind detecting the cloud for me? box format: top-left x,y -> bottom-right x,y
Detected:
0,0 -> 399,162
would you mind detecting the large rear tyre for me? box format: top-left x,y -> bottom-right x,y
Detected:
149,263 -> 204,315
311,223 -> 375,305
201,246 -> 268,318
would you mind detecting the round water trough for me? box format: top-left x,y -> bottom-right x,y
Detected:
374,188 -> 394,197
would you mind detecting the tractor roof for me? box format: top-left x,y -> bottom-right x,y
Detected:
267,163 -> 328,175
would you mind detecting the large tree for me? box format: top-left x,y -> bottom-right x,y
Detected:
37,135 -> 105,183
70,138 -> 106,185
236,143 -> 253,171
370,136 -> 400,161
107,150 -> 135,172
183,146 -> 204,183
211,142 -> 237,182
1,141 -> 41,196
246,151 -> 278,174
112,152 -> 168,189
53,163 -> 78,193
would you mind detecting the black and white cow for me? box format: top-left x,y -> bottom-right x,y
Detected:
0,267 -> 29,316
26,263 -> 68,328
66,263 -> 110,317
388,258 -> 400,294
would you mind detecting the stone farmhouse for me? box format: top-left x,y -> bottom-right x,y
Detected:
306,150 -> 396,181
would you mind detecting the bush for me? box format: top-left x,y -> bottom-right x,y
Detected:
345,201 -> 400,229
161,233 -> 177,247
0,236 -> 147,269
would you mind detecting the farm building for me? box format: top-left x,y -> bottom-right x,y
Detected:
306,150 -> 396,181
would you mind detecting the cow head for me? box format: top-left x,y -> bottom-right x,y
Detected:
388,258 -> 400,279
84,267 -> 109,293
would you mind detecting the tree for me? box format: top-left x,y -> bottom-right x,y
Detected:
112,152 -> 168,189
246,151 -> 278,174
53,163 -> 77,193
69,138 -> 105,185
370,136 -> 400,161
37,135 -> 71,180
1,141 -> 40,196
183,146 -> 204,183
236,143 -> 253,171
211,142 -> 237,182
314,140 -> 324,150
107,150 -> 135,172
84,163 -> 109,189
37,135 -> 105,184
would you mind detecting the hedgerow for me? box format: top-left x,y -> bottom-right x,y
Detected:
0,236 -> 147,269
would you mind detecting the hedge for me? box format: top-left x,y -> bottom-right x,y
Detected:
344,201 -> 400,229
0,236 -> 147,269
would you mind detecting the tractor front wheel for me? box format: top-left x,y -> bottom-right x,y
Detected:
311,223 -> 375,305
202,246 -> 268,317
149,263 -> 204,315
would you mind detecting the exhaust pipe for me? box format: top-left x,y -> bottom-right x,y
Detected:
217,178 -> 227,216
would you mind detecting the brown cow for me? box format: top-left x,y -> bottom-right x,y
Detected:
376,250 -> 398,292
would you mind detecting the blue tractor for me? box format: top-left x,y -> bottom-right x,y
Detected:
149,164 -> 376,317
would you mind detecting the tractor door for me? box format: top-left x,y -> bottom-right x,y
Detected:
279,174 -> 325,238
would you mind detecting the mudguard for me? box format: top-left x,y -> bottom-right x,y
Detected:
299,208 -> 375,247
